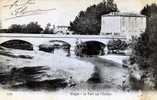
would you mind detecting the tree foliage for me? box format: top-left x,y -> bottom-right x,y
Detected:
42,23 -> 54,34
134,4 -> 157,69
69,0 -> 118,35
141,3 -> 157,17
7,22 -> 43,33
132,3 -> 157,89
107,39 -> 128,53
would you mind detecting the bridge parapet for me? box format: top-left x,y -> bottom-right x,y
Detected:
0,33 -> 126,39
0,33 -> 127,50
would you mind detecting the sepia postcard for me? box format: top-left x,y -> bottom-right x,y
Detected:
0,0 -> 157,100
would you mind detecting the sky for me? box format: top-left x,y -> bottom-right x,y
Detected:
0,0 -> 157,28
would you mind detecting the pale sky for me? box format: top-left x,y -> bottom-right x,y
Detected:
0,0 -> 157,28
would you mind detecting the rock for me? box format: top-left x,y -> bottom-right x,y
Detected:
0,46 -> 5,50
11,79 -> 68,91
0,50 -> 33,59
0,50 -> 17,58
17,55 -> 33,59
0,66 -> 48,86
87,67 -> 102,83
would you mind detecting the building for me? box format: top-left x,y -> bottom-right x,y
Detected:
100,12 -> 146,39
54,25 -> 70,34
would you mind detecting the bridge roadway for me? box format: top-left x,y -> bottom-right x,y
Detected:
0,33 -> 127,50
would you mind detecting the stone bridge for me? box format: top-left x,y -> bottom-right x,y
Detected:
0,33 -> 127,50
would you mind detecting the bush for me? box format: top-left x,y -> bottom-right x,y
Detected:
107,39 -> 128,54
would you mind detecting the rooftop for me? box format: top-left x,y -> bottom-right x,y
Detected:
57,26 -> 69,28
102,12 -> 146,17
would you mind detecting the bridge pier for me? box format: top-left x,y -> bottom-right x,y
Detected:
33,45 -> 39,54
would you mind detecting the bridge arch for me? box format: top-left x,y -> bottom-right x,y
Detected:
0,39 -> 33,50
40,40 -> 71,49
82,40 -> 106,45
75,40 -> 106,56
49,40 -> 71,47
39,39 -> 71,55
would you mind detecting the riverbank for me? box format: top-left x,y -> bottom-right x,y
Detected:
77,56 -> 129,91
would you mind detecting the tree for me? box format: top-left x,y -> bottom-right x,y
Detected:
7,22 -> 43,33
136,4 -> 157,70
7,24 -> 23,33
141,3 -> 157,17
107,39 -> 128,54
25,22 -> 43,33
42,23 -> 54,34
69,0 -> 118,35
131,3 -> 157,90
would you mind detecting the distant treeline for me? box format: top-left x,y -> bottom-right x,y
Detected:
0,22 -> 54,34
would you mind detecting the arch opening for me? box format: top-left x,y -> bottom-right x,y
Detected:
49,40 -> 71,49
75,41 -> 106,57
0,39 -> 33,50
39,40 -> 71,56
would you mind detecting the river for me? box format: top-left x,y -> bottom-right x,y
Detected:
0,47 -> 129,91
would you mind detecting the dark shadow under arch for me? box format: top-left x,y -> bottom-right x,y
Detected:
83,41 -> 106,47
75,41 -> 106,56
0,39 -> 33,50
